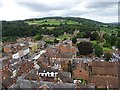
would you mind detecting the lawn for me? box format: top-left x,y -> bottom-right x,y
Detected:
100,27 -> 118,34
66,21 -> 78,25
57,35 -> 71,41
91,40 -> 98,45
103,47 -> 112,51
43,19 -> 61,25
26,19 -> 78,25
46,27 -> 55,30
26,19 -> 60,25
91,40 -> 112,51
45,40 -> 54,44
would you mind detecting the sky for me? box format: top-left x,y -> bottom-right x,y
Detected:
0,0 -> 119,23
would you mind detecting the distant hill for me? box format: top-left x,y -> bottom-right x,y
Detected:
25,17 -> 105,26
107,22 -> 120,26
3,17 -> 115,38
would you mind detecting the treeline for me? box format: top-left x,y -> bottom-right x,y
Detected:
2,36 -> 17,42
2,21 -> 39,37
2,17 -> 115,43
2,17 -> 101,37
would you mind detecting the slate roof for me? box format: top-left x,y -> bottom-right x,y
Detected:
59,72 -> 72,83
2,68 -> 13,77
17,61 -> 34,76
52,60 -> 62,67
2,76 -> 14,88
2,60 -> 9,67
38,67 -> 58,73
12,79 -> 76,90
25,69 -> 41,81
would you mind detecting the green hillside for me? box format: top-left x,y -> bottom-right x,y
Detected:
26,19 -> 79,25
25,17 -> 104,26
2,17 -> 119,39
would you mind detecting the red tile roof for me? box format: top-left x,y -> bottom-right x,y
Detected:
73,64 -> 89,81
90,75 -> 119,88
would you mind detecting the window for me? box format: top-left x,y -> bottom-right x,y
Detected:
3,76 -> 6,80
51,72 -> 54,77
45,73 -> 47,77
47,72 -> 50,77
42,73 -> 45,76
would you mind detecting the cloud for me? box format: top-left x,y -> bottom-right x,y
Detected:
98,4 -> 118,16
15,1 -> 118,17
84,2 -> 118,16
0,0 -> 119,23
85,2 -> 117,9
0,0 -> 41,21
15,0 -> 80,12
17,2 -> 69,12
0,0 -> 3,7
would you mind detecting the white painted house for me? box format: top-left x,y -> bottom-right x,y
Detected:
23,48 -> 30,55
12,53 -> 19,59
37,68 -> 58,78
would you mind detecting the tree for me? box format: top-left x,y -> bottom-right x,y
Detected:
117,31 -> 120,37
0,47 -> 4,53
103,33 -> 111,44
76,32 -> 85,38
91,31 -> 100,41
104,52 -> 112,61
63,38 -> 67,41
93,44 -> 103,57
116,37 -> 120,50
110,36 -> 117,46
34,33 -> 42,40
67,60 -> 73,76
2,36 -> 17,42
54,38 -> 59,43
77,42 -> 93,55
84,32 -> 92,38
72,37 -> 77,44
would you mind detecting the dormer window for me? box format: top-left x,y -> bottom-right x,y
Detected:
43,70 -> 46,72
51,72 -> 54,77
12,68 -> 14,71
27,70 -> 28,72
3,76 -> 6,80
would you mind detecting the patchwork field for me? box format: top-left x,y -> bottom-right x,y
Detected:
26,19 -> 78,25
